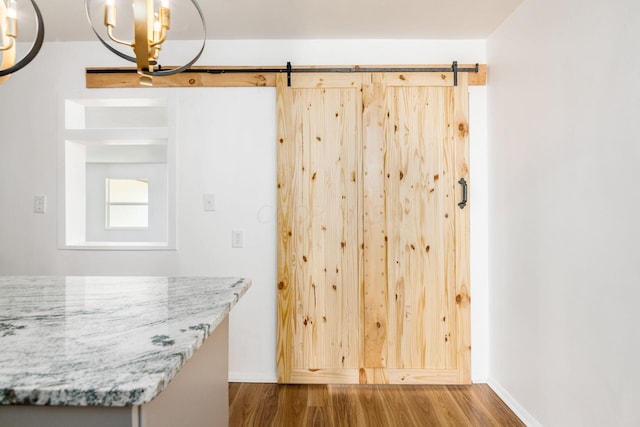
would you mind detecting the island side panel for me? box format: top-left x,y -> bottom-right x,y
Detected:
140,316 -> 230,427
0,406 -> 133,427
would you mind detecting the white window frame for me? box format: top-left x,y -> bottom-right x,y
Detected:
58,93 -> 177,251
105,178 -> 151,230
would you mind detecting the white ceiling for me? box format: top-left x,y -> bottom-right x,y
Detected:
38,0 -> 523,42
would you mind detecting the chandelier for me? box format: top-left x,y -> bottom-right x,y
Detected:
0,0 -> 45,85
85,0 -> 206,86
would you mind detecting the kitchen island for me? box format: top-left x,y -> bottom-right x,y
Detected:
0,276 -> 251,427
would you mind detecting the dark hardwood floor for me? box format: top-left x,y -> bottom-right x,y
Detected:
229,383 -> 524,426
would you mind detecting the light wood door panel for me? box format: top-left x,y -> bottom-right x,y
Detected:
277,74 -> 363,383
278,71 -> 470,384
362,74 -> 471,383
384,85 -> 457,371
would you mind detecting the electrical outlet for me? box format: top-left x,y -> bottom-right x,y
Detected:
232,230 -> 243,248
34,195 -> 47,214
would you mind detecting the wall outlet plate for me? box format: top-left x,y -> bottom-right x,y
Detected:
232,230 -> 243,248
34,195 -> 47,213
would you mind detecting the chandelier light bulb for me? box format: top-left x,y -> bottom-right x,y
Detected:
7,0 -> 17,19
5,0 -> 17,39
104,0 -> 116,28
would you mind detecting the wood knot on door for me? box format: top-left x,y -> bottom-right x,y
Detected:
457,122 -> 469,137
455,293 -> 470,305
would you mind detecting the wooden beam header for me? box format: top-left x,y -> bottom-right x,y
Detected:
86,64 -> 487,88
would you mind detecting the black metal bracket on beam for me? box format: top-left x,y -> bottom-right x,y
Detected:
453,61 -> 459,87
286,61 -> 292,87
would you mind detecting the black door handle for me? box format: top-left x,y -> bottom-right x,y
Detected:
458,178 -> 468,209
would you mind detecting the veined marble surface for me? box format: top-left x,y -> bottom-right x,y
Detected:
0,276 -> 250,407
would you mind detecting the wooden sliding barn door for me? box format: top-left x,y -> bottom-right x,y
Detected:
277,71 -> 470,385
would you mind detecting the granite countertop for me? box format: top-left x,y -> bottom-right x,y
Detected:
0,276 -> 251,407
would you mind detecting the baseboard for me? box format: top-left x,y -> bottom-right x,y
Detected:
487,378 -> 543,427
472,375 -> 488,384
229,373 -> 490,385
229,372 -> 277,383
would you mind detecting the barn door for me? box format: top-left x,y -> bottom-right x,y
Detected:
277,71 -> 470,385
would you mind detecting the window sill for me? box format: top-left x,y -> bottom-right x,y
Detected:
60,241 -> 176,251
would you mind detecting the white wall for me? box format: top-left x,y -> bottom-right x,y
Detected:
0,40 -> 488,383
487,0 -> 640,425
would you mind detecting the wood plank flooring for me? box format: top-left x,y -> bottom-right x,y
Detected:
229,383 -> 524,426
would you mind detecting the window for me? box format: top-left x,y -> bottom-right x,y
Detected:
60,96 -> 176,250
106,179 -> 150,229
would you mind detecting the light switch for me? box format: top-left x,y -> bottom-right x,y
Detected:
204,194 -> 215,212
34,195 -> 47,214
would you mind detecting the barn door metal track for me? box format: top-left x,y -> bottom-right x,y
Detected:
87,61 -> 479,87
